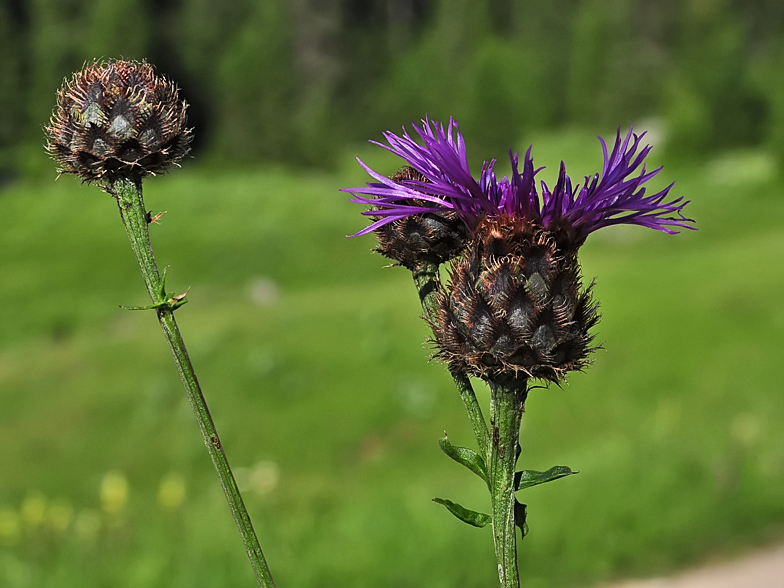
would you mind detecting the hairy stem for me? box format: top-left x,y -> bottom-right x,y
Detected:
411,262 -> 490,456
488,379 -> 526,588
111,178 -> 276,588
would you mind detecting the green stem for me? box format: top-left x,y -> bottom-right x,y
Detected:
411,262 -> 490,456
111,178 -> 276,588
411,262 -> 441,320
451,369 -> 491,459
488,379 -> 526,588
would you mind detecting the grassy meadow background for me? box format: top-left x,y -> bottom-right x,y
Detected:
1,131 -> 783,587
3,1 -> 784,586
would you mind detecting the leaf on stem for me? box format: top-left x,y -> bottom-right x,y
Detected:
432,498 -> 491,528
515,465 -> 577,491
439,433 -> 489,486
514,500 -> 529,537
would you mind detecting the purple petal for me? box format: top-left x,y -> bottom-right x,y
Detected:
343,119 -> 693,243
540,127 -> 695,241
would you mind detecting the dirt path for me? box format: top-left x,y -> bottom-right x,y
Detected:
605,544 -> 784,588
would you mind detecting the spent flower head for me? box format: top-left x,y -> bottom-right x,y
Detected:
46,59 -> 192,185
343,118 -> 695,383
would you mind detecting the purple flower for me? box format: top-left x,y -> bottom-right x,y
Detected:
343,118 -> 695,244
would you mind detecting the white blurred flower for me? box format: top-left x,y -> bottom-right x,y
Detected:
249,461 -> 279,496
249,277 -> 279,306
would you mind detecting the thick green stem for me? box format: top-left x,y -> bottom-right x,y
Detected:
488,379 -> 526,588
411,262 -> 490,455
412,261 -> 526,585
111,178 -> 276,588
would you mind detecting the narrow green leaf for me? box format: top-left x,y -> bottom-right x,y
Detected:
515,465 -> 577,491
514,500 -> 528,537
433,498 -> 492,528
439,433 -> 489,486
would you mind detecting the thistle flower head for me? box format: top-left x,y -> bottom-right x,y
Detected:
46,59 -> 192,184
343,118 -> 695,383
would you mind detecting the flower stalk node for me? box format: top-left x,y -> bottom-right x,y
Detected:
120,262 -> 189,312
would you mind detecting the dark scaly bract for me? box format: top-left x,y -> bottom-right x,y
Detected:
434,216 -> 599,382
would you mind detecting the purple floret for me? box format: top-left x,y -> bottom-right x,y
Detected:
344,118 -> 493,236
342,119 -> 694,241
539,128 -> 694,242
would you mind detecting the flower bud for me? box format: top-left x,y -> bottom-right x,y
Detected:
373,167 -> 469,269
46,60 -> 192,184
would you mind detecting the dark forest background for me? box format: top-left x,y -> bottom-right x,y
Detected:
2,0 -> 784,175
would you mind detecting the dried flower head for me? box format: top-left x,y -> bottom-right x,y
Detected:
343,118 -> 695,383
46,59 -> 192,184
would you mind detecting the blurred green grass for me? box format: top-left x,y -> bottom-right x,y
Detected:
1,134 -> 783,588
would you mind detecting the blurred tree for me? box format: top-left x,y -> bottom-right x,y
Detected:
375,0 -> 492,145
173,0 -> 249,77
25,0 -> 85,172
385,0 -> 425,53
458,0 -> 578,160
84,0 -> 150,61
733,0 -> 784,46
6,0 -> 784,174
567,0 -> 629,125
212,0 -> 294,163
664,0 -> 767,157
565,0 -> 671,129
335,0 -> 430,142
755,40 -> 784,166
289,0 -> 343,166
0,0 -> 24,174
459,38 -> 545,163
510,0 -> 577,129
170,0 -> 256,151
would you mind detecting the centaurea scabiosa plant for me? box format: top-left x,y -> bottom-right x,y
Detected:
343,118 -> 694,587
46,60 -> 275,588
